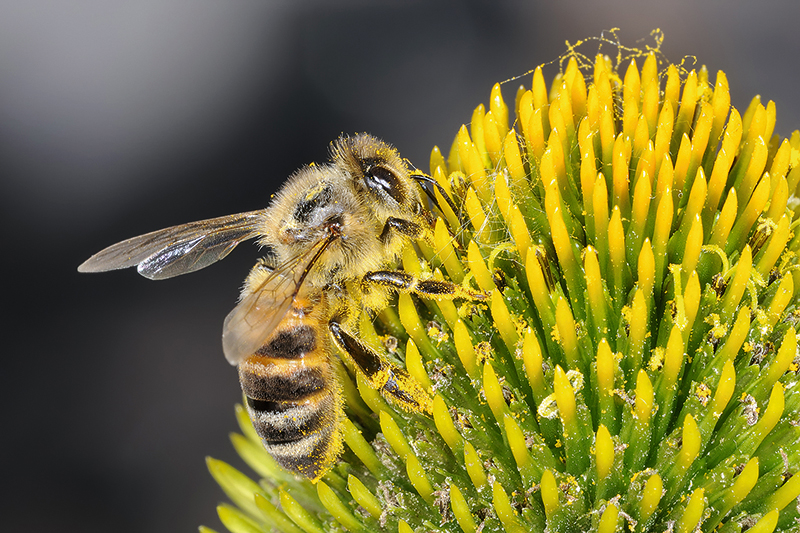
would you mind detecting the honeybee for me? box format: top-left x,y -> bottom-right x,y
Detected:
79,134 -> 484,480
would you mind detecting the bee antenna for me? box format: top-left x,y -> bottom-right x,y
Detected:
410,173 -> 461,222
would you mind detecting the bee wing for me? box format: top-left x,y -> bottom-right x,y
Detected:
78,211 -> 264,280
221,239 -> 328,365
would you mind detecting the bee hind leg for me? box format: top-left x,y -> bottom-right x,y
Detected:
329,321 -> 433,415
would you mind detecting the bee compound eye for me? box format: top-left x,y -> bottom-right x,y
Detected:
364,166 -> 404,204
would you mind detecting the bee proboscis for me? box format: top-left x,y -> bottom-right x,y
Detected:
79,134 -> 484,480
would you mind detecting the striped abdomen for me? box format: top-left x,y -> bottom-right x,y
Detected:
239,310 -> 342,480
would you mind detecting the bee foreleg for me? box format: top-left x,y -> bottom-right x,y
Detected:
363,271 -> 487,301
380,217 -> 426,243
329,321 -> 433,415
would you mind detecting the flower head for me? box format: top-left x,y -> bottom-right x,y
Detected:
206,36 -> 800,533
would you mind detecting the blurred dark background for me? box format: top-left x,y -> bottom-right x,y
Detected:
2,1 -> 800,531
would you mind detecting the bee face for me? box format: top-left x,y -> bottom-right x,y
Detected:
78,133 -> 482,480
332,134 -> 423,219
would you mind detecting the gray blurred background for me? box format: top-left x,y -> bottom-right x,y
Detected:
2,1 -> 799,531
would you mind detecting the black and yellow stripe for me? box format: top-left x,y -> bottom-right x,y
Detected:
239,315 -> 342,480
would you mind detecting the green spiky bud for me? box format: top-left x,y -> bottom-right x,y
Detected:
205,37 -> 800,533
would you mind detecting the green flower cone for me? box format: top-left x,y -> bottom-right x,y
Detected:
205,38 -> 800,533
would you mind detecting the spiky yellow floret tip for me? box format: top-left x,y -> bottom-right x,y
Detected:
206,35 -> 800,533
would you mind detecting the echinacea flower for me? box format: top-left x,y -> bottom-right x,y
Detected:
205,35 -> 800,533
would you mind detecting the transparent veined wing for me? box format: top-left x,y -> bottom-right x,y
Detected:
78,211 -> 264,280
221,234 -> 335,365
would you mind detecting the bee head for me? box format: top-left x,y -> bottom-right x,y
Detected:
331,134 -> 422,216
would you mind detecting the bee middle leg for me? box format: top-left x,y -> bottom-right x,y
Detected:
329,321 -> 433,415
363,270 -> 487,301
